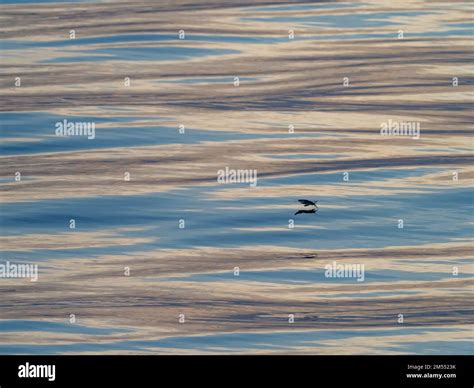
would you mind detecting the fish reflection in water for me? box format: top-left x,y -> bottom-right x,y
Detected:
294,208 -> 318,216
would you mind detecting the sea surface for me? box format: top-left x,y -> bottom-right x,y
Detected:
0,0 -> 472,354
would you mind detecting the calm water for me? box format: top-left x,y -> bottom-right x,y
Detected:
0,0 -> 472,354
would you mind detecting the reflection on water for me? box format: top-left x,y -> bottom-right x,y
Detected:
0,0 -> 472,354
162,268 -> 473,285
